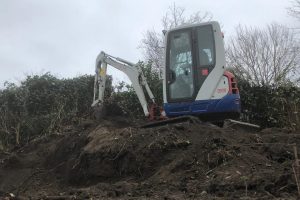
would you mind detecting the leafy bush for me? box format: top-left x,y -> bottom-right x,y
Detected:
0,73 -> 112,149
238,78 -> 300,129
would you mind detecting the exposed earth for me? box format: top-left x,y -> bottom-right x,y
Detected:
0,117 -> 300,199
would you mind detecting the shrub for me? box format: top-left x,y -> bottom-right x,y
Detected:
238,78 -> 300,129
0,73 -> 113,148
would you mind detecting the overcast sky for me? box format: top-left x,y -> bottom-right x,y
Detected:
0,0 -> 296,86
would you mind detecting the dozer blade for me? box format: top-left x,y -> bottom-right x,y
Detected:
140,116 -> 261,131
223,119 -> 261,132
140,115 -> 202,128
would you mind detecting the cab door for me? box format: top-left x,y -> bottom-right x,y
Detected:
166,28 -> 196,102
195,25 -> 216,93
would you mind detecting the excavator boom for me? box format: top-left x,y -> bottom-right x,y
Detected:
92,51 -> 156,117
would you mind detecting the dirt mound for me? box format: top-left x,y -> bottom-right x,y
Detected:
0,118 -> 299,199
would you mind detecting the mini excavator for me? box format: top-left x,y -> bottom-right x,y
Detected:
92,21 -> 258,129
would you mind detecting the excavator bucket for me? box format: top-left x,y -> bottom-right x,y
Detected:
140,115 -> 203,128
92,104 -> 107,120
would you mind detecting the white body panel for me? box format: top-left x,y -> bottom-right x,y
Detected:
211,75 -> 229,99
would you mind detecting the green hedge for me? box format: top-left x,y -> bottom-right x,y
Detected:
0,73 -> 112,149
238,79 -> 300,129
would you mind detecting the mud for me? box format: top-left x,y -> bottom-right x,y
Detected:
0,118 -> 299,199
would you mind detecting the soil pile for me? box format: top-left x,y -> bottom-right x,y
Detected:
0,118 -> 299,199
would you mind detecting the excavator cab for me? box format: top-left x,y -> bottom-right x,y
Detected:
163,22 -> 241,121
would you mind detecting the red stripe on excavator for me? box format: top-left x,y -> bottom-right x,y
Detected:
224,71 -> 239,94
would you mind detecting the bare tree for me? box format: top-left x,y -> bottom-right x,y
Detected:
140,3 -> 212,71
288,0 -> 300,20
226,23 -> 300,86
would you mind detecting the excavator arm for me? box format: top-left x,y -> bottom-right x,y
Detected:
92,51 -> 156,117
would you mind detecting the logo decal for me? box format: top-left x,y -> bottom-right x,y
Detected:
217,88 -> 227,93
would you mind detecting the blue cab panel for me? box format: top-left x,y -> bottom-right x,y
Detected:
164,94 -> 241,118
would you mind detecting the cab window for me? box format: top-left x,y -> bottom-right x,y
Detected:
197,26 -> 215,66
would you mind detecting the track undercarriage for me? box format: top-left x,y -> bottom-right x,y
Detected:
140,115 -> 260,132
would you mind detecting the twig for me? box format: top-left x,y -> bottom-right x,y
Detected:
292,165 -> 300,196
109,141 -> 127,161
44,195 -> 77,200
16,168 -> 44,195
205,166 -> 217,175
278,184 -> 289,191
264,190 -> 276,198
138,166 -> 143,178
293,145 -> 300,196
244,179 -> 248,196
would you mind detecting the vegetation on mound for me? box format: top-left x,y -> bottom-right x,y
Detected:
0,63 -> 299,150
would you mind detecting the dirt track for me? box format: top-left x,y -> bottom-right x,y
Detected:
0,117 -> 299,199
